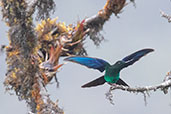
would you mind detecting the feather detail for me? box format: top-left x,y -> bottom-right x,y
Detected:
122,48 -> 154,68
82,75 -> 106,88
64,56 -> 110,72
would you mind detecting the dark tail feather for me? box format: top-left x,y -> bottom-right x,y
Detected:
81,76 -> 106,88
116,78 -> 129,87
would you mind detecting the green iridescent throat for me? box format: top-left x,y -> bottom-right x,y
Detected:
103,61 -> 125,83
104,66 -> 120,83
104,72 -> 120,83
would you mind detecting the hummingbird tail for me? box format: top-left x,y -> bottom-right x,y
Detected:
116,78 -> 129,87
81,76 -> 106,88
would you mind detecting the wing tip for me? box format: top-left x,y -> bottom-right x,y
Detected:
64,57 -> 69,61
146,48 -> 154,52
142,48 -> 155,56
139,48 -> 154,53
64,56 -> 75,61
81,85 -> 87,88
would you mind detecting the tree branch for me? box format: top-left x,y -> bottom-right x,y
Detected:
84,0 -> 127,46
0,0 -> 63,113
0,0 -> 137,113
106,72 -> 171,105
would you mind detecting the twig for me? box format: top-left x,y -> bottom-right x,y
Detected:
160,10 -> 171,23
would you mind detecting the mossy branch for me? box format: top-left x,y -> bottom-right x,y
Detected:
0,0 -> 63,113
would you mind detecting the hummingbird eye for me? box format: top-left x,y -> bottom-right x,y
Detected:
116,61 -> 123,65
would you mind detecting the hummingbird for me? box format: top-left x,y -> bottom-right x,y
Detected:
64,48 -> 154,88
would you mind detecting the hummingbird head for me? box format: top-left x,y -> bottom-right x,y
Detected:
113,60 -> 125,69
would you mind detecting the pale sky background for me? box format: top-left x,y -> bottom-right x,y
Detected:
0,0 -> 171,114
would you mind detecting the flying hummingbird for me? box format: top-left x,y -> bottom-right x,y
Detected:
64,48 -> 154,88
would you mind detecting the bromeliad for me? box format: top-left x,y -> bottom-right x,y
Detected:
65,48 -> 154,88
39,43 -> 64,84
38,18 -> 87,85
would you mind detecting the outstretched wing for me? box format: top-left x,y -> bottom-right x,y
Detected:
81,76 -> 106,88
122,48 -> 154,68
64,56 -> 110,72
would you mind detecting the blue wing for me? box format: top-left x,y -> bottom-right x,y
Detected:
122,48 -> 154,68
64,56 -> 110,72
